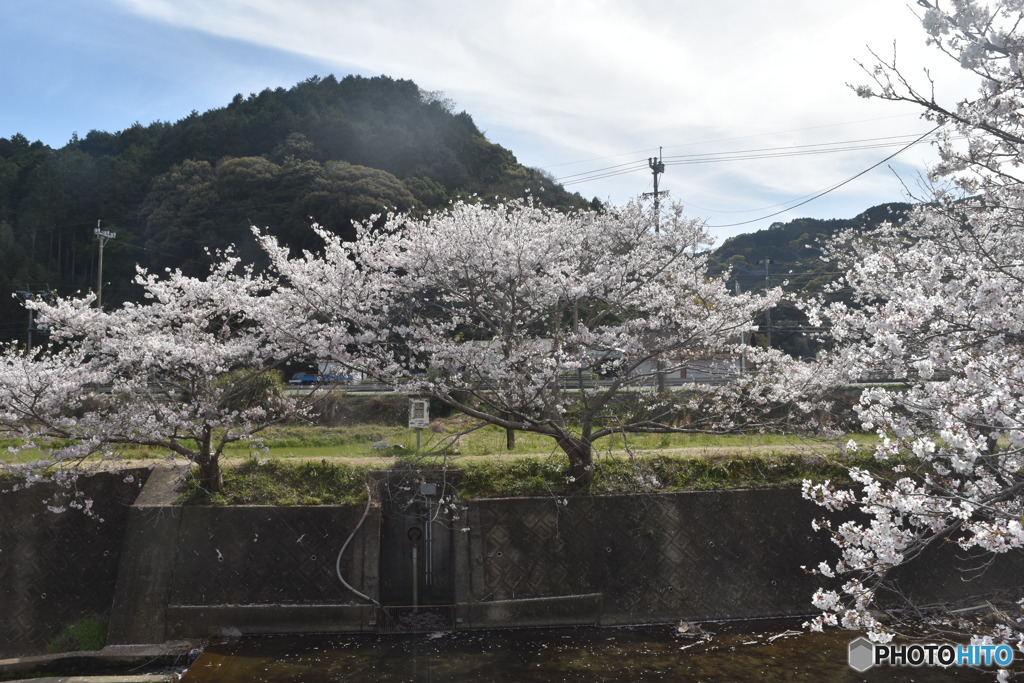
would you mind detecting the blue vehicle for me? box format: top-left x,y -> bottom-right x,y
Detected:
317,362 -> 360,384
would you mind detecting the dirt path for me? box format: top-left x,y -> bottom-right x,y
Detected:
102,439 -> 841,473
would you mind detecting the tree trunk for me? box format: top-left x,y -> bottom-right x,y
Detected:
556,436 -> 594,486
198,427 -> 223,492
199,454 -> 224,493
506,427 -> 515,451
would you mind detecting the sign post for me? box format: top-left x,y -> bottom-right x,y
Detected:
408,399 -> 430,450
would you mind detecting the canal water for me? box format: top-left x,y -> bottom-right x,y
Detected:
180,621 -> 1001,682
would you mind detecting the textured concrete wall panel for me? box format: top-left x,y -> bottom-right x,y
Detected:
0,470 -> 148,657
167,506 -> 374,606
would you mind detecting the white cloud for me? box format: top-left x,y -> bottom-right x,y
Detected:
104,0 -> 982,237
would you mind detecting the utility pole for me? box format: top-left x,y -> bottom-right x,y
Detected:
644,147 -> 665,233
15,286 -> 54,351
758,258 -> 774,348
644,148 -> 667,392
94,221 -> 116,309
735,281 -> 746,374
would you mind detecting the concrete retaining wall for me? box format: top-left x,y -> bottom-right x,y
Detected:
460,488 -> 835,625
458,489 -> 1024,626
3,469 -> 1022,654
105,469 -> 380,644
0,469 -> 149,657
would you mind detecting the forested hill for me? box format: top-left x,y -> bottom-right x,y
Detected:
0,74 -> 597,343
709,202 -> 913,357
711,202 -> 912,293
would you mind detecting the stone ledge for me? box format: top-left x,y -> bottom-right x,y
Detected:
462,593 -> 603,628
0,642 -> 195,680
164,604 -> 377,638
131,467 -> 183,507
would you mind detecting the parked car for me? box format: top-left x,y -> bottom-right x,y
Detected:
288,372 -> 318,385
317,362 -> 362,384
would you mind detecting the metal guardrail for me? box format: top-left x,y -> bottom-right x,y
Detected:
285,376 -> 741,396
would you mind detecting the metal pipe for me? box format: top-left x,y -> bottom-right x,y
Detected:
411,545 -> 419,612
425,497 -> 433,587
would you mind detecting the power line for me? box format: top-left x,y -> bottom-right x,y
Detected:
559,165 -> 650,186
663,133 -> 947,165
558,127 -> 938,224
555,131 -> 943,187
705,126 -> 941,229
555,159 -> 650,181
543,112 -> 924,170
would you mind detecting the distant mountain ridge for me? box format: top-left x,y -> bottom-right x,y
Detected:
712,202 -> 912,292
710,202 -> 913,357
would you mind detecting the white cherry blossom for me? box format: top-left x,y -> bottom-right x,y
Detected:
0,251 -> 299,492
806,0 -> 1024,645
260,198 -> 789,484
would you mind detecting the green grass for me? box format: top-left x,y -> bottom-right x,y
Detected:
181,449 -> 916,505
130,421 -> 910,505
246,422 -> 563,458
2,422 -> 873,464
178,458 -> 371,505
6,420 -> 896,506
250,424 -> 857,459
46,617 -> 107,653
454,449 -> 908,499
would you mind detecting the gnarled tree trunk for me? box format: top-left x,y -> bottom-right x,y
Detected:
197,426 -> 224,492
556,435 -> 594,486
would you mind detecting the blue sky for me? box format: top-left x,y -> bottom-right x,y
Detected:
2,0 -> 975,242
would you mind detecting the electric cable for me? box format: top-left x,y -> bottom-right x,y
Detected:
556,131 -> 946,187
706,126 -> 941,228
544,112 -> 923,170
335,481 -> 380,606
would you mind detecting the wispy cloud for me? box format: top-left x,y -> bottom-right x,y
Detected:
7,0 -> 980,238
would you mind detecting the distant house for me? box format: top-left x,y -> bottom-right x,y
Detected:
454,338 -> 745,385
634,351 -> 744,384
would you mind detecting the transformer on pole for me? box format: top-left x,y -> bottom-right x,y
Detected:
644,147 -> 665,233
94,220 -> 116,309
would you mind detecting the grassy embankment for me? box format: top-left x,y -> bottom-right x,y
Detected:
3,417 -> 892,505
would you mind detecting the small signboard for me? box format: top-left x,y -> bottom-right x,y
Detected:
408,399 -> 430,429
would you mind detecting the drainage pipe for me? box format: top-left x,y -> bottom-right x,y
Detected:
424,495 -> 433,587
411,545 -> 419,612
335,482 -> 380,606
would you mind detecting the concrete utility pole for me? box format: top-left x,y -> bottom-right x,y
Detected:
735,281 -> 746,374
758,258 -> 774,348
644,147 -> 666,233
15,286 -> 54,351
644,148 -> 667,392
94,221 -> 116,309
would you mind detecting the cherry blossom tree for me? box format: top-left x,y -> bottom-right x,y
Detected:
802,0 -> 1024,649
0,251 -> 296,493
260,198 -> 786,485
